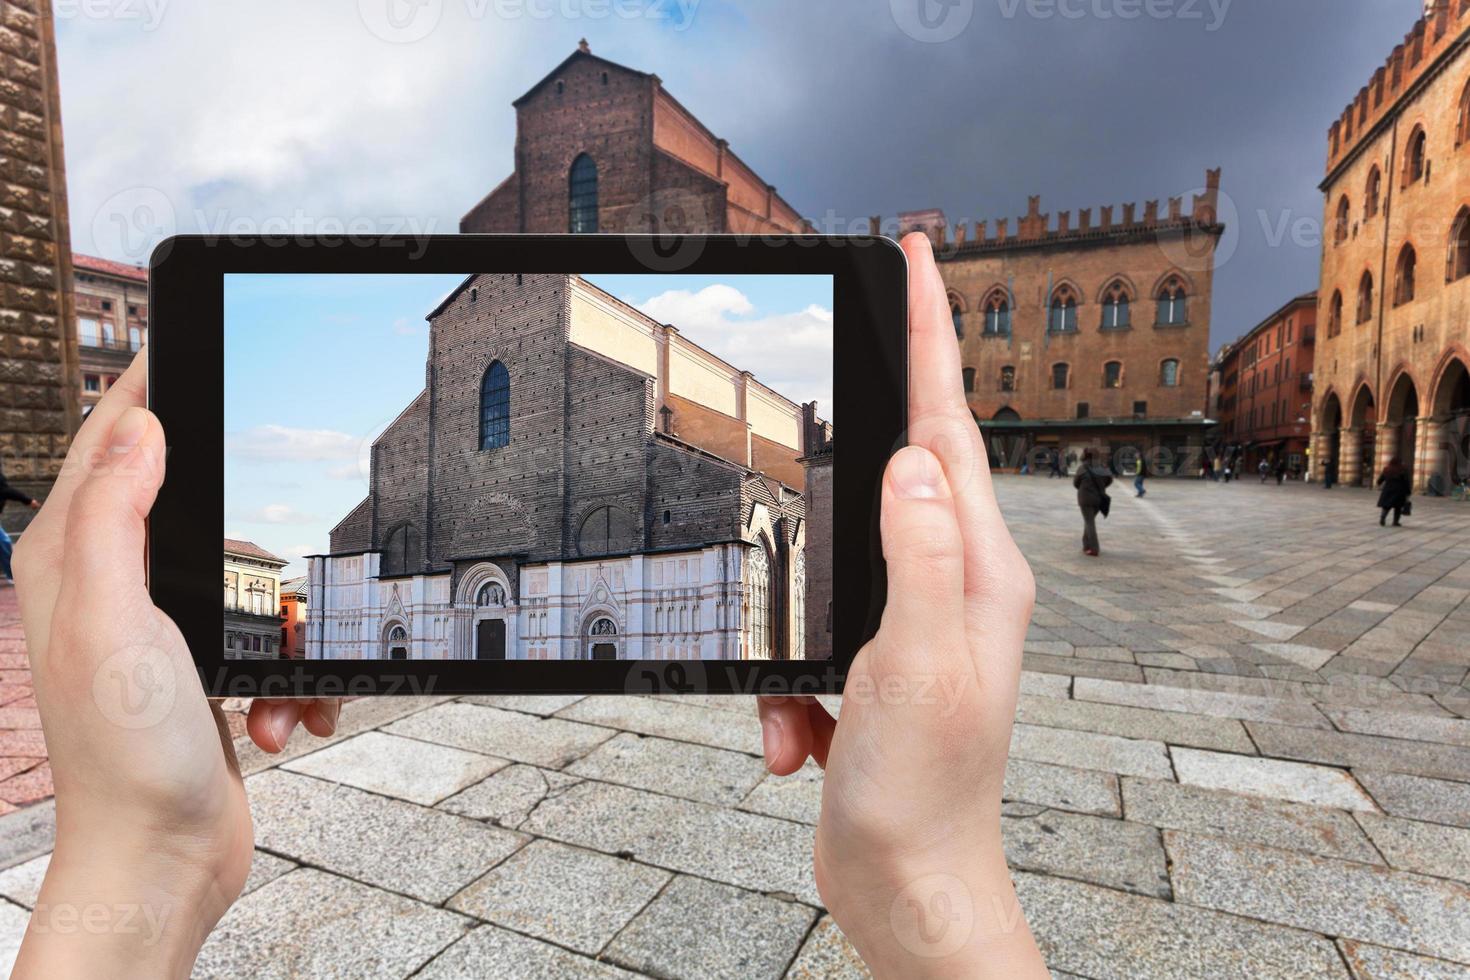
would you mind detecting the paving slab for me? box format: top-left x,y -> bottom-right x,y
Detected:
417,924 -> 641,979
740,758 -> 824,825
1354,812 -> 1470,883
448,839 -> 669,954
1353,769 -> 1470,829
556,695 -> 765,754
460,694 -> 588,716
1247,721 -> 1470,782
247,770 -> 527,904
282,730 -> 508,805
1167,831 -> 1470,963
604,874 -> 815,980
1018,670 -> 1073,698
0,898 -> 26,978
1014,870 -> 1345,979
193,868 -> 471,980
385,701 -> 614,769
437,763 -> 582,829
1171,746 -> 1379,811
1073,676 -> 1329,727
565,731 -> 769,806
1120,777 -> 1382,864
232,696 -> 456,777
522,779 -> 820,904
1337,940 -> 1470,980
1002,758 -> 1121,817
1015,692 -> 1255,753
1003,809 -> 1170,898
785,915 -> 871,979
1324,705 -> 1470,747
1009,723 -> 1173,778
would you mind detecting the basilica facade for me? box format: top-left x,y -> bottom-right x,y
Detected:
304,273 -> 828,661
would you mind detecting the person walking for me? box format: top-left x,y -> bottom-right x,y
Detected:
1322,454 -> 1337,489
0,460 -> 41,585
1074,450 -> 1112,557
1275,456 -> 1287,485
1047,448 -> 1063,479
1258,458 -> 1270,483
1133,456 -> 1146,498
1376,456 -> 1411,526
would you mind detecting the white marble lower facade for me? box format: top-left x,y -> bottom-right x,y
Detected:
304,543 -> 791,660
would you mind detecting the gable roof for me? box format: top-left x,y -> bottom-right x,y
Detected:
223,538 -> 287,565
74,253 -> 149,284
512,45 -> 652,108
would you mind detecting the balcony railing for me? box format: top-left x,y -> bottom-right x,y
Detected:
79,336 -> 143,353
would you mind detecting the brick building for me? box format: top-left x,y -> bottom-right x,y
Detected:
224,538 -> 288,660
881,173 -> 1225,472
461,41 -> 808,237
279,575 -> 307,660
1215,292 -> 1317,475
1312,1 -> 1470,492
72,253 -> 147,413
0,0 -> 80,537
305,274 -> 828,661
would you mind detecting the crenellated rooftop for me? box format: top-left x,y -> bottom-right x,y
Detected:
873,169 -> 1222,254
1325,0 -> 1470,177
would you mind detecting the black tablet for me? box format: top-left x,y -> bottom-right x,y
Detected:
148,234 -> 906,697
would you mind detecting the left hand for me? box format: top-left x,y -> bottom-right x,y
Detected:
11,350 -> 338,978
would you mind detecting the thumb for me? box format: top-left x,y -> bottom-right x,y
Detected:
875,446 -> 965,654
56,407 -> 166,615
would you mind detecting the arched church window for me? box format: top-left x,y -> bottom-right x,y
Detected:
479,361 -> 510,450
569,154 -> 599,233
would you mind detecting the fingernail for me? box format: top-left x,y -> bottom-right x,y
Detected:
893,447 -> 943,499
268,703 -> 295,751
109,407 -> 149,453
762,714 -> 783,768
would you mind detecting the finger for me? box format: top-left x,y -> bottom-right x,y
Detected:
14,351 -> 150,641
901,233 -> 972,428
876,445 -> 965,650
757,696 -> 814,775
246,699 -> 306,753
301,699 -> 341,738
805,700 -> 837,769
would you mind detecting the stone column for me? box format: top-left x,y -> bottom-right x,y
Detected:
1417,415 -> 1448,494
1339,426 -> 1362,486
1375,423 -> 1397,477
1308,429 -> 1330,482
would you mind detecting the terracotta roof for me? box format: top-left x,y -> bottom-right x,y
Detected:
73,253 -> 149,284
223,538 -> 287,565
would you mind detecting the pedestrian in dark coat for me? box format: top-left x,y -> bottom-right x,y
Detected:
1073,451 -> 1112,557
0,461 -> 40,583
1376,457 -> 1411,527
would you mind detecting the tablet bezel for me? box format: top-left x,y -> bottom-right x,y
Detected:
149,234 -> 907,696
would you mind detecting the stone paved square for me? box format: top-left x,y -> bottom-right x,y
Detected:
2,477 -> 1469,976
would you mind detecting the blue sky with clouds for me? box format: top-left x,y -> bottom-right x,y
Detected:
224,272 -> 831,574
55,1 -> 1422,352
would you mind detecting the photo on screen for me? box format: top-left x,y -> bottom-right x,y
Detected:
224,272 -> 833,662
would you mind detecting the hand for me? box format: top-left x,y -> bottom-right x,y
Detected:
11,351 -> 339,978
757,235 -> 1047,978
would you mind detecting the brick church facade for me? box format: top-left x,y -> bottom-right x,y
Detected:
1312,1 -> 1470,493
304,274 -> 827,661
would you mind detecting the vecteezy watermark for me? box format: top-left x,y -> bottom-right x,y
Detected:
890,0 -> 975,43
358,0 -> 699,43
889,874 -> 976,958
29,902 -> 171,945
92,187 -> 177,264
996,0 -> 1232,31
91,645 -> 178,731
53,0 -> 169,31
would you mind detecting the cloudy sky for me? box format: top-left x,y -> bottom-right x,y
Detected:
223,272 -> 831,575
57,0 -> 1417,349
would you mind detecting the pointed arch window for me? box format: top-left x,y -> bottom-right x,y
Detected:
747,541 -> 772,659
1000,365 -> 1016,392
949,293 -> 965,339
1156,277 -> 1189,325
1460,80 -> 1470,147
1160,359 -> 1180,387
1048,285 -> 1079,333
1450,207 -> 1470,282
1327,290 -> 1344,338
1356,270 -> 1375,324
982,288 -> 1011,336
479,360 -> 510,449
1051,362 -> 1070,390
1394,244 -> 1417,306
1103,360 -> 1123,388
1333,195 -> 1351,245
1404,127 -> 1427,187
1100,280 -> 1131,330
568,154 -> 599,233
1364,168 -> 1381,220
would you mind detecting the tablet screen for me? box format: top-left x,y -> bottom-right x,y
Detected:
222,272 -> 834,664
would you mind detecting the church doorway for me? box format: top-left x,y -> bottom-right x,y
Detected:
476,619 -> 507,660
386,624 -> 408,660
585,616 -> 619,660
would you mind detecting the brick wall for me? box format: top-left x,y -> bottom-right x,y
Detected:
0,0 -> 78,533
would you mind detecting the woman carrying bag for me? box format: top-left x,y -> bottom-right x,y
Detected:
1074,450 -> 1113,557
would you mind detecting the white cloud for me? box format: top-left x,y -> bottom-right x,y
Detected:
234,503 -> 316,525
633,285 -> 834,417
227,424 -> 361,463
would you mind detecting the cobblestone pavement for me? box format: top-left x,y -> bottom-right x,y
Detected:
1,477 -> 1469,977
